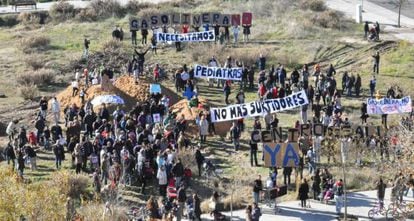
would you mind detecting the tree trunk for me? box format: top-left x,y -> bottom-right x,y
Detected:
398,3 -> 402,27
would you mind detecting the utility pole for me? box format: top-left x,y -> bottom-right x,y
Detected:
340,138 -> 348,220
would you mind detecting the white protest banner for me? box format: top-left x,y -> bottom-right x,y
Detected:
367,96 -> 412,115
153,113 -> 161,123
194,64 -> 242,81
211,90 -> 309,122
155,31 -> 215,42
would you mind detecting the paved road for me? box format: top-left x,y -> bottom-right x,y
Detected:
200,188 -> 414,221
326,0 -> 414,42
368,0 -> 414,19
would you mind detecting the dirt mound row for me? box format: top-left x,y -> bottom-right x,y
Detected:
170,97 -> 209,120
56,76 -> 151,109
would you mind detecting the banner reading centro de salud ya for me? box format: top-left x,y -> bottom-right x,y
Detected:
367,96 -> 412,115
210,90 -> 309,122
155,31 -> 215,42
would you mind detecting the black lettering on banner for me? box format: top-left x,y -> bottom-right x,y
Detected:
197,32 -> 203,39
326,127 -> 334,136
203,32 -> 209,40
273,100 -> 281,110
150,15 -> 159,26
181,13 -> 191,24
269,100 -> 277,111
207,68 -> 214,77
202,13 -> 210,24
286,97 -> 293,107
261,131 -> 272,142
251,130 -> 260,143
192,33 -> 197,41
171,13 -> 181,25
250,102 -> 256,115
165,34 -> 171,41
313,123 -> 324,136
201,67 -> 207,76
195,65 -> 202,76
212,13 -> 221,24
272,127 -> 283,142
300,124 -> 311,137
236,106 -> 243,117
208,31 -> 214,40
160,15 -> 169,25
229,106 -> 237,119
255,101 -> 262,114
265,100 -> 273,112
158,33 -> 165,42
216,68 -> 222,77
213,109 -> 221,121
354,126 -> 364,138
227,69 -> 233,79
297,91 -> 306,104
288,128 -> 299,142
192,14 -> 201,26
220,109 -> 227,119
221,14 -> 230,26
280,98 -> 287,109
141,18 -> 149,29
292,94 -> 299,106
241,104 -> 248,116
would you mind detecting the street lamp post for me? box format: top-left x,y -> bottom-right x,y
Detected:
340,138 -> 349,220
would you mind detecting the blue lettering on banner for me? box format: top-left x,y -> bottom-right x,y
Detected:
283,143 -> 300,166
264,143 -> 281,166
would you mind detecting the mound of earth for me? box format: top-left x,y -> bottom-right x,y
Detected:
56,76 -> 181,113
170,97 -> 231,137
56,76 -> 151,110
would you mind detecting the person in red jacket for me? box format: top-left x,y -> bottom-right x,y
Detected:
271,85 -> 278,98
153,64 -> 160,82
28,131 -> 37,146
258,82 -> 266,100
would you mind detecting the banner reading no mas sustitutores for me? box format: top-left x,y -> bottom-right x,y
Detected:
155,31 -> 215,42
210,90 -> 309,122
194,64 -> 243,81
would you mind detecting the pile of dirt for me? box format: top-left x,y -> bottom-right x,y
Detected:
56,76 -> 151,109
170,97 -> 209,120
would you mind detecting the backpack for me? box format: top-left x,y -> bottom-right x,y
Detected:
335,185 -> 344,196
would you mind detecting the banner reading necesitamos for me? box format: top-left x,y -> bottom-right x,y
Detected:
367,96 -> 412,115
211,90 -> 309,122
155,31 -> 215,42
194,64 -> 242,81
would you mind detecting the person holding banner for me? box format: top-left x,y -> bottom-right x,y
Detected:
232,25 -> 239,44
141,28 -> 148,45
243,24 -> 251,42
229,122 -> 240,151
223,81 -> 231,104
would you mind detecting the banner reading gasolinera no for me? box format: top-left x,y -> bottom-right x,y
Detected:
155,31 -> 215,42
210,90 -> 309,122
367,96 -> 412,115
194,64 -> 242,81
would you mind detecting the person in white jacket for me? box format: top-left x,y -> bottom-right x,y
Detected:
6,119 -> 19,142
51,97 -> 61,124
198,115 -> 209,143
157,166 -> 168,197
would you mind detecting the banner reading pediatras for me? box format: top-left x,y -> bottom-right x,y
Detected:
210,90 -> 309,122
194,64 -> 242,81
367,96 -> 412,115
155,31 -> 215,42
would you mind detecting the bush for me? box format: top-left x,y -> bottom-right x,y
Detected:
75,8 -> 98,22
16,69 -> 56,85
136,7 -> 160,18
89,0 -> 125,19
300,0 -> 326,12
17,12 -> 40,25
19,83 -> 39,100
124,1 -> 156,14
102,39 -> 123,53
19,35 -> 50,53
0,14 -> 18,27
24,55 -> 45,70
49,1 -> 75,22
50,171 -> 91,199
312,10 -> 342,29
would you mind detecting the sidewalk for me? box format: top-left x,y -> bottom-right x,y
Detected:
326,0 -> 414,42
200,188 -> 414,221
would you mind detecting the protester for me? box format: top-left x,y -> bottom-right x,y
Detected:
372,51 -> 380,74
376,178 -> 386,208
333,179 -> 344,215
252,202 -> 262,221
245,205 -> 253,221
252,175 -> 263,204
298,178 -> 309,208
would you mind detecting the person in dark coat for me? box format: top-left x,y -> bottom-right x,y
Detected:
298,178 -> 310,208
193,193 -> 202,221
376,178 -> 386,206
195,148 -> 205,176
